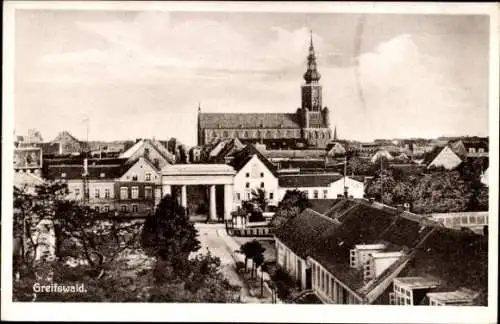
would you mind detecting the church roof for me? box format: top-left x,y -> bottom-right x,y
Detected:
199,113 -> 301,129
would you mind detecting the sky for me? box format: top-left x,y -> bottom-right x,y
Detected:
14,9 -> 490,146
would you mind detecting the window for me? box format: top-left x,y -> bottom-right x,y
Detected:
61,173 -> 66,178
74,188 -> 80,196
104,188 -> 110,199
313,190 -> 319,199
246,192 -> 251,200
478,148 -> 485,153
131,187 -> 139,199
95,205 -> 100,213
260,182 -> 265,188
260,172 -> 264,178
236,193 -> 241,201
120,187 -> 128,200
461,216 -> 468,224
104,205 -> 110,212
132,174 -> 138,181
132,204 -> 138,213
145,173 -> 151,181
246,182 -> 250,188
153,158 -> 159,167
323,190 -> 328,198
100,172 -> 105,178
121,205 -> 127,212
269,192 -> 274,200
469,215 -> 477,224
95,188 -> 100,198
145,186 -> 152,199
246,173 -> 250,178
468,147 -> 476,153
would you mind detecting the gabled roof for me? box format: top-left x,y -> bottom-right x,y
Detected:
199,113 -> 301,129
278,173 -> 343,188
277,198 -> 487,303
229,144 -> 277,176
398,226 -> 487,305
309,199 -> 340,214
51,131 -> 81,144
119,139 -> 175,164
275,208 -> 340,260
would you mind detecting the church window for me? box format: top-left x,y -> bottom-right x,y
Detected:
313,190 -> 319,199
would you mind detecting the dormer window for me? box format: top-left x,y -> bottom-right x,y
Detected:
390,277 -> 440,306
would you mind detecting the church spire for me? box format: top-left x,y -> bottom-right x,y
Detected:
303,30 -> 321,84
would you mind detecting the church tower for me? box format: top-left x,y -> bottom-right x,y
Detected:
298,31 -> 331,147
301,31 -> 322,113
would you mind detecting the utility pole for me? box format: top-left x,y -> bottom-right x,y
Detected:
380,157 -> 384,204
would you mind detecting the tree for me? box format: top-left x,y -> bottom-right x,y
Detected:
141,195 -> 200,265
346,155 -> 372,176
253,253 -> 265,297
270,190 -> 311,230
250,188 -> 268,212
410,171 -> 474,214
365,169 -> 397,205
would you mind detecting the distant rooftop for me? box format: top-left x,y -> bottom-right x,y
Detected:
161,164 -> 235,175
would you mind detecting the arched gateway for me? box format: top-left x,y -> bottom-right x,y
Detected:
161,164 -> 235,221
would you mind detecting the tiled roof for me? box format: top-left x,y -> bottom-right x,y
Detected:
278,173 -> 343,187
199,113 -> 301,129
229,144 -> 277,176
278,198 -> 487,302
274,208 -> 339,259
312,201 -> 438,291
309,199 -> 339,214
43,161 -> 129,180
262,149 -> 326,159
398,226 -> 487,305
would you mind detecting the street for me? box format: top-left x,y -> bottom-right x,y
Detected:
194,223 -> 272,304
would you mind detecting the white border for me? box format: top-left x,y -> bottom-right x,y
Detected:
2,2 -> 498,323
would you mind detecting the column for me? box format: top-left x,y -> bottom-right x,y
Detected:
224,184 -> 233,220
162,184 -> 172,197
180,185 -> 187,208
209,185 -> 217,221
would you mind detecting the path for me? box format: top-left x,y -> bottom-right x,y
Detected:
195,223 -> 272,304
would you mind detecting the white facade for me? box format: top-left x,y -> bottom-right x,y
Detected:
119,156 -> 160,183
428,146 -> 463,170
278,176 -> 364,201
481,167 -> 489,186
276,238 -> 308,290
233,154 -> 279,208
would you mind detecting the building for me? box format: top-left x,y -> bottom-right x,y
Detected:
197,33 -> 333,149
278,174 -> 365,200
115,156 -> 163,216
229,144 -> 279,209
119,138 -> 176,170
481,167 -> 489,186
14,147 -> 43,176
43,157 -> 126,214
426,145 -> 463,170
429,211 -> 488,235
50,131 -> 86,155
274,198 -> 487,305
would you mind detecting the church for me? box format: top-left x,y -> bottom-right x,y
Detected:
197,33 -> 333,149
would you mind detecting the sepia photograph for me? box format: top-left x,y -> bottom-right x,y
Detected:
2,1 -> 498,323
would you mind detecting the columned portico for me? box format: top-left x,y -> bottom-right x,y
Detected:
209,185 -> 217,221
161,164 -> 236,221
